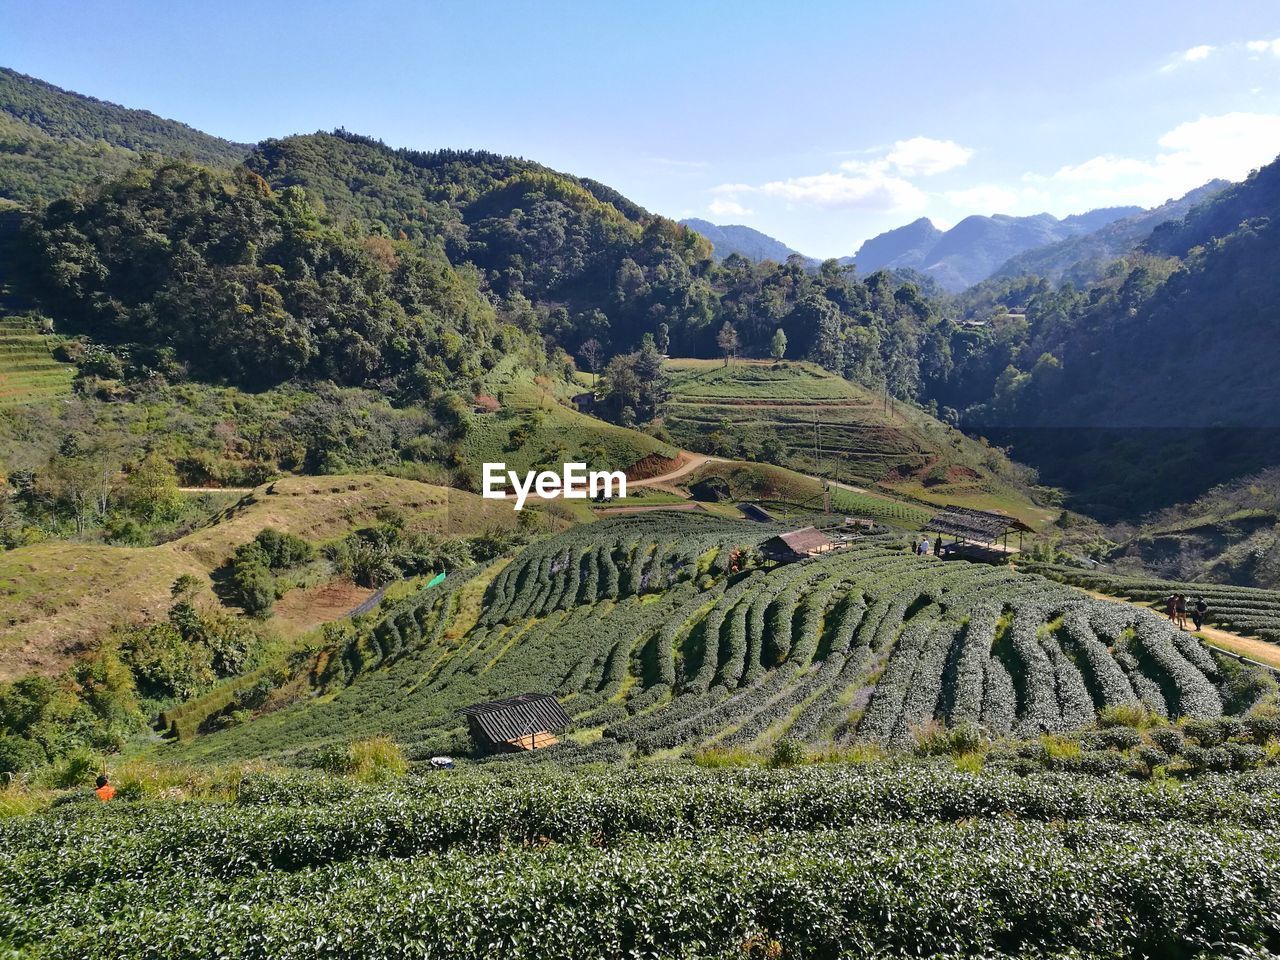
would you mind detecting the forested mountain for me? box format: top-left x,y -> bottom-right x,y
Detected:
854,207 -> 1140,291
929,156 -> 1280,518
678,218 -> 807,263
850,217 -> 942,273
11,160 -> 506,393
0,67 -> 248,203
992,181 -> 1229,286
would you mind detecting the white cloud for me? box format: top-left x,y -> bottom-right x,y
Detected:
707,134 -> 967,215
755,171 -> 927,212
1044,112 -> 1280,207
1160,43 -> 1216,72
839,136 -> 973,177
887,136 -> 973,176
1246,38 -> 1280,56
707,197 -> 752,217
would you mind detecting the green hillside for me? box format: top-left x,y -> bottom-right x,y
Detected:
664,358 -> 1049,524
0,67 -> 247,204
942,155 -> 1280,520
175,513 -> 1249,765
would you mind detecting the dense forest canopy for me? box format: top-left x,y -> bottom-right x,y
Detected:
12,160 -> 515,395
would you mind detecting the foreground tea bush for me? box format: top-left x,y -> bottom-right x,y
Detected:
3,764 -> 1280,958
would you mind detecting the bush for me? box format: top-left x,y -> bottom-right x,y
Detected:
768,739 -> 806,769
1150,728 -> 1185,755
1244,715 -> 1280,745
0,735 -> 46,775
49,749 -> 100,789
254,528 -> 315,569
1081,727 -> 1143,752
316,737 -> 407,783
1185,718 -> 1243,748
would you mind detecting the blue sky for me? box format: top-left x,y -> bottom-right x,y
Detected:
3,0 -> 1280,256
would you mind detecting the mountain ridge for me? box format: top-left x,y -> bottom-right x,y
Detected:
678,217 -> 808,263
854,207 -> 1142,291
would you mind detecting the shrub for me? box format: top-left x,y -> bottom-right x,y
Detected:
768,739 -> 806,769
317,737 -> 407,782
0,735 -> 46,775
1185,718 -> 1243,748
48,749 -> 100,789
1244,715 -> 1280,745
1149,728 -> 1185,755
1081,727 -> 1143,752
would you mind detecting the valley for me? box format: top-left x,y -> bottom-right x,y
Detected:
3,30 -> 1280,958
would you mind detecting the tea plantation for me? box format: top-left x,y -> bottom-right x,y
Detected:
6,764 -> 1280,958
180,513 -> 1254,764
8,511 -> 1280,958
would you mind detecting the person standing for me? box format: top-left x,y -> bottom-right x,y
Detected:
1165,594 -> 1178,623
1175,594 -> 1188,630
934,536 -> 944,558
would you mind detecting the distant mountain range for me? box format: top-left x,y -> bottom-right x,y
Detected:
678,218 -> 807,263
854,207 -> 1143,291
991,182 -> 1229,285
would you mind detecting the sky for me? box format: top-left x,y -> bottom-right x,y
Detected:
3,0 -> 1280,257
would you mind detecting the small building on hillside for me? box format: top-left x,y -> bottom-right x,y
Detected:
924,507 -> 1034,563
761,526 -> 835,563
460,693 -> 571,753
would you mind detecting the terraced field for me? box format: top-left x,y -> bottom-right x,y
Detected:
0,314 -> 73,407
1023,563 -> 1280,645
665,359 -> 928,485
181,512 -> 1249,763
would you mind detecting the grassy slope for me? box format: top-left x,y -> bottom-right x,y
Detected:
664,359 -> 1052,528
0,475 -> 517,680
462,366 -> 677,477
0,315 -> 73,408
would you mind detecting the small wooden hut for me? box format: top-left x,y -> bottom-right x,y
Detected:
761,526 -> 835,563
460,693 -> 571,753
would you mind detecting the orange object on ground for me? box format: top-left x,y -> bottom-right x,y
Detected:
95,783 -> 116,801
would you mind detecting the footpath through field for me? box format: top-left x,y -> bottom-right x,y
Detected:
1082,588 -> 1280,671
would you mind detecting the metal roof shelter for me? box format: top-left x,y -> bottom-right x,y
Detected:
924,507 -> 1033,553
460,693 -> 571,752
761,526 -> 835,563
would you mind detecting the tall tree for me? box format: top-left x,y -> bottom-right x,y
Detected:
717,321 -> 738,367
578,338 -> 605,387
770,328 -> 787,363
655,322 -> 670,356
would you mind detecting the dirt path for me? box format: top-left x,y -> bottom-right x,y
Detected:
1084,588 -> 1280,670
630,453 -> 725,491
592,502 -> 706,516
178,487 -> 256,494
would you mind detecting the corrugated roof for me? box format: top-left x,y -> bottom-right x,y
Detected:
460,693 -> 571,744
924,507 -> 1033,543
